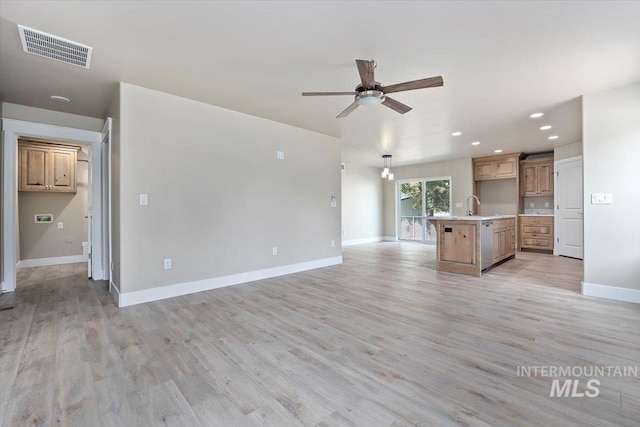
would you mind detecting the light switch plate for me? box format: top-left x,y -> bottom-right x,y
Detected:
272,247 -> 278,256
163,258 -> 172,269
57,222 -> 63,229
276,151 -> 285,160
140,194 -> 148,205
330,195 -> 337,208
455,202 -> 463,208
591,193 -> 613,204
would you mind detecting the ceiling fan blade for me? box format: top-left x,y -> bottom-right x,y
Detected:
336,101 -> 360,118
382,97 -> 412,114
302,92 -> 357,96
356,59 -> 375,89
381,76 -> 444,94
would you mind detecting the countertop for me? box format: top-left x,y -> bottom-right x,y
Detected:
427,215 -> 516,221
519,214 -> 554,217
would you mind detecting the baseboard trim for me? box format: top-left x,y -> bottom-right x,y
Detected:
109,280 -> 120,305
582,282 -> 640,304
382,236 -> 397,242
17,255 -> 85,269
342,237 -> 385,246
117,256 -> 343,308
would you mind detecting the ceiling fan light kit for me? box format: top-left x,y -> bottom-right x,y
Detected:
357,90 -> 385,107
302,59 -> 443,118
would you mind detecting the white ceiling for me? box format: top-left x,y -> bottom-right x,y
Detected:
1,1 -> 639,166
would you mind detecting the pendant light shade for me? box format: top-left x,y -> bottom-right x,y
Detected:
381,155 -> 394,180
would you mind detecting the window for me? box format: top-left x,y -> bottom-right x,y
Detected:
398,177 -> 451,243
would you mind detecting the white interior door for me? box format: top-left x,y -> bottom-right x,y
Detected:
87,147 -> 93,277
555,157 -> 583,259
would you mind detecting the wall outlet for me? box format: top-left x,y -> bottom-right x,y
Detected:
57,222 -> 63,229
529,203 -> 535,208
272,247 -> 278,256
545,202 -> 550,208
276,151 -> 285,160
164,258 -> 172,269
331,240 -> 335,247
139,194 -> 148,205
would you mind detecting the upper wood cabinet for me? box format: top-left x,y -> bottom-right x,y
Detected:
521,157 -> 554,196
473,153 -> 522,181
19,142 -> 80,193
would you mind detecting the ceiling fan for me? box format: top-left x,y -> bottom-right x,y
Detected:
302,59 -> 443,118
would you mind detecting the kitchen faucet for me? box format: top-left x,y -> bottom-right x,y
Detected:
466,195 -> 481,216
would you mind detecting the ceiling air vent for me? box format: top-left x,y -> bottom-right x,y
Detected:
18,25 -> 92,69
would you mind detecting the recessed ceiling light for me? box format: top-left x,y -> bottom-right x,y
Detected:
494,149 -> 503,153
539,125 -> 552,130
451,131 -> 462,136
50,95 -> 70,103
548,135 -> 559,140
530,112 -> 544,118
471,141 -> 480,146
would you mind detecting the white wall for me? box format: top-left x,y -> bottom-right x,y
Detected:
117,83 -> 342,295
554,141 -> 583,161
341,162 -> 384,244
1,102 -> 103,132
383,158 -> 473,238
107,88 -> 121,292
583,82 -> 640,295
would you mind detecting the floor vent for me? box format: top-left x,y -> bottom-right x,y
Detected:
18,25 -> 92,69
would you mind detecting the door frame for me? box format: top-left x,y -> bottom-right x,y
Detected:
1,118 -> 106,292
553,155 -> 583,258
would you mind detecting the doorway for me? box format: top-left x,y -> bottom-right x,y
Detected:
1,119 -> 109,293
16,139 -> 90,273
398,177 -> 451,244
555,156 -> 584,259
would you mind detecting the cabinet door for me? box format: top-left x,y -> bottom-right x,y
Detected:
507,228 -> 515,255
49,149 -> 77,192
441,224 -> 476,264
19,146 -> 48,191
521,164 -> 538,196
494,158 -> 517,179
475,162 -> 494,181
537,162 -> 553,195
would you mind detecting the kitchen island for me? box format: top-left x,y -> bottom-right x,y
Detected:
427,215 -> 516,276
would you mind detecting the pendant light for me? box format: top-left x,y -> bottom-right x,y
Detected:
381,154 -> 394,180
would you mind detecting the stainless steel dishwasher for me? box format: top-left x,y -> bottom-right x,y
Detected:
481,220 -> 494,270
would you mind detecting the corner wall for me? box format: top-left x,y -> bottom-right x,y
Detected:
582,81 -> 640,302
341,162 -> 384,245
117,83 -> 342,298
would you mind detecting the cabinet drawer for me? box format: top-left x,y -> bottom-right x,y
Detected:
522,237 -> 553,249
493,218 -> 515,230
520,216 -> 553,225
523,225 -> 552,236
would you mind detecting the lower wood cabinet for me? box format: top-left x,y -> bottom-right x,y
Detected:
492,218 -> 516,263
520,216 -> 554,251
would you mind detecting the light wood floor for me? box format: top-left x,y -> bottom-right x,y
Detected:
1,243 -> 638,426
